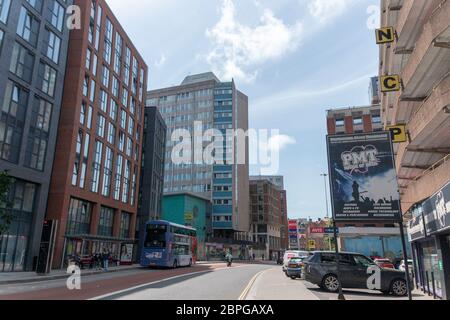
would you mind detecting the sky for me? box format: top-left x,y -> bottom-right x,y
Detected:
107,0 -> 381,220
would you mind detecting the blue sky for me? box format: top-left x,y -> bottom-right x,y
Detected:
108,0 -> 381,220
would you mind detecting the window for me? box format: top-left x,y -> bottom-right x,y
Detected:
96,114 -> 105,138
335,119 -> 344,127
101,148 -> 113,197
72,130 -> 82,186
39,63 -> 57,97
372,114 -> 381,124
114,32 -> 122,75
0,0 -> 12,24
27,0 -> 43,12
102,65 -> 110,88
113,155 -> 123,200
45,29 -> 61,63
122,88 -> 128,107
353,117 -> 363,125
92,53 -> 98,76
127,117 -> 134,136
107,122 -> 115,144
79,133 -> 90,188
0,30 -> 4,53
118,132 -> 125,152
112,76 -> 119,97
110,99 -> 118,121
86,106 -> 93,129
99,89 -> 108,112
98,206 -> 114,236
85,48 -> 91,70
104,18 -> 113,64
0,81 -> 28,163
48,0 -> 64,32
10,42 -> 35,83
124,47 -> 131,86
119,213 -> 131,238
122,160 -> 130,203
83,76 -> 89,97
17,6 -> 39,46
80,102 -> 86,125
120,109 -> 126,128
90,140 -> 103,193
66,198 -> 92,235
89,79 -> 96,102
25,97 -> 53,170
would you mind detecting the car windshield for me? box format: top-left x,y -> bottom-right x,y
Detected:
289,258 -> 302,263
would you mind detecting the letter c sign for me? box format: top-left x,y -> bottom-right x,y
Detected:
380,75 -> 401,92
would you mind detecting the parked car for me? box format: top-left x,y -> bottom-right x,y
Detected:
303,251 -> 413,297
282,250 -> 309,272
286,257 -> 305,280
374,258 -> 395,269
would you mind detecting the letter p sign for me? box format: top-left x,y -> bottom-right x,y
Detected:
387,125 -> 407,143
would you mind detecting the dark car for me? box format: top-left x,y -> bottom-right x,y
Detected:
303,251 -> 412,297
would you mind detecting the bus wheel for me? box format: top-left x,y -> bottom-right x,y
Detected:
173,260 -> 178,269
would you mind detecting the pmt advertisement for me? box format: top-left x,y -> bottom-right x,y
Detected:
327,132 -> 401,221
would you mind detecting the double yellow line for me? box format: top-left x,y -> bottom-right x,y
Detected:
238,269 -> 267,300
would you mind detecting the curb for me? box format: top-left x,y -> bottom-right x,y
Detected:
0,266 -> 139,285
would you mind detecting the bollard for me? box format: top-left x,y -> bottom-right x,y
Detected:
431,272 -> 436,299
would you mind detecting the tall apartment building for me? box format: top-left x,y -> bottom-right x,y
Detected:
147,72 -> 250,240
0,0 -> 72,272
380,0 -> 450,299
45,0 -> 148,268
135,106 -> 166,258
249,178 -> 286,260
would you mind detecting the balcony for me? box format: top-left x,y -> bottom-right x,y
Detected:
401,154 -> 450,212
400,0 -> 450,100
395,72 -> 450,191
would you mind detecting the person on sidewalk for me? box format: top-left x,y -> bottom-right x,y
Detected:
102,250 -> 110,271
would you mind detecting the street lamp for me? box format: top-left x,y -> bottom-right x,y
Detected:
320,173 -> 330,219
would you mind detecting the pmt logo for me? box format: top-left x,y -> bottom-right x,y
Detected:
435,191 -> 448,229
341,145 -> 379,173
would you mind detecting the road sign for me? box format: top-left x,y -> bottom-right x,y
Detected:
324,227 -> 339,234
387,125 -> 407,143
380,75 -> 401,92
308,240 -> 316,250
376,27 -> 395,44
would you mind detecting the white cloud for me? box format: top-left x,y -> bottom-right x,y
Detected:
154,53 -> 167,68
206,0 -> 303,83
267,134 -> 297,152
308,0 -> 355,24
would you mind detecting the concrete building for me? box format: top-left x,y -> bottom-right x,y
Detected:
135,106 -> 166,260
249,178 -> 287,260
0,0 -> 72,272
45,0 -> 148,268
147,72 -> 250,242
161,193 -> 211,261
380,0 -> 450,299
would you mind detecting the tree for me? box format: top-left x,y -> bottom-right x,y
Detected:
0,171 -> 13,236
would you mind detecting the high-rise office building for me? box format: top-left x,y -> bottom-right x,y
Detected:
135,106 -> 166,258
0,0 -> 72,272
45,0 -> 148,268
147,72 -> 250,240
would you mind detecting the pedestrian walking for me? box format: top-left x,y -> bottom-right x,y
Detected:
102,249 -> 110,271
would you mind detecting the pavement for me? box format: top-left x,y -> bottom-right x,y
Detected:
0,264 -> 139,285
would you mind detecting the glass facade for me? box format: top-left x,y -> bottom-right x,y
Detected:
0,180 -> 36,272
66,198 -> 92,236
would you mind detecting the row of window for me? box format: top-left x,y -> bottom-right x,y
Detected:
66,198 -> 132,239
71,130 -> 138,206
335,114 -> 381,127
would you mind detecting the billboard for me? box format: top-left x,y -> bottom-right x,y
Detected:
423,181 -> 450,235
327,132 -> 401,221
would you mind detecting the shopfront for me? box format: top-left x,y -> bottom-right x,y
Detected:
408,181 -> 450,300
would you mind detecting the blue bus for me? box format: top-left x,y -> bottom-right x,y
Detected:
140,220 -> 197,268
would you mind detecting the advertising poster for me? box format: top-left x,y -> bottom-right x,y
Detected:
423,181 -> 450,235
327,132 -> 401,221
120,244 -> 134,264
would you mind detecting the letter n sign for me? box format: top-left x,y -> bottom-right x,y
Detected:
380,75 -> 401,92
376,27 -> 395,44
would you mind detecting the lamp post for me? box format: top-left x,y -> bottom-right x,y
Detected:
320,174 -> 332,251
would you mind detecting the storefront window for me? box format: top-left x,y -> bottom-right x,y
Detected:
119,212 -> 131,239
98,206 -> 114,237
420,240 -> 443,298
0,180 -> 36,272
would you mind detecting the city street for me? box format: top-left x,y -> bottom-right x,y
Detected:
0,262 -> 433,300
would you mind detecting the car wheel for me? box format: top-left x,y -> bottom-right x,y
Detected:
390,279 -> 407,297
322,274 -> 340,293
291,276 -> 297,280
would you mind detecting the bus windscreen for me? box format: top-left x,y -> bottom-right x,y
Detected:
144,224 -> 167,248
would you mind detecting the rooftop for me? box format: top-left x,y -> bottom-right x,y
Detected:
181,72 -> 221,85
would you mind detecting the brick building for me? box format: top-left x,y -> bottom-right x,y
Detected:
46,0 -> 148,268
